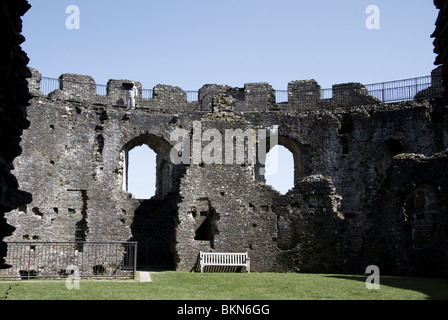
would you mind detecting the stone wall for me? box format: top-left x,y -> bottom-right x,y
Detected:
176,164 -> 279,272
433,0 -> 448,102
0,0 -> 32,269
273,175 -> 345,273
367,151 -> 448,276
4,67 -> 447,276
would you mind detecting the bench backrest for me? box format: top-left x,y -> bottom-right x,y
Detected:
201,252 -> 248,265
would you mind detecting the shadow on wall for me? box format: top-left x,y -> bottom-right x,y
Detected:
0,0 -> 33,268
129,193 -> 180,270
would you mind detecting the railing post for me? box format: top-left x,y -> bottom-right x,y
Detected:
415,78 -> 418,99
134,242 -> 138,277
27,243 -> 31,280
81,242 -> 84,278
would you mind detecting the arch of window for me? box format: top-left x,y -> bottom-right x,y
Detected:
121,134 -> 173,199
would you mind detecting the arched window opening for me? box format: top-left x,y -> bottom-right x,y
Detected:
265,145 -> 294,194
127,145 -> 157,199
121,134 -> 173,199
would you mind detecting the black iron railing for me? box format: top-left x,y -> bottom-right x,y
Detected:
33,73 -> 443,107
0,241 -> 137,279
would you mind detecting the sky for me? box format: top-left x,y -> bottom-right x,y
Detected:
21,0 -> 440,198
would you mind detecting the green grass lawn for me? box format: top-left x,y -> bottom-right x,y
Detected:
0,272 -> 447,300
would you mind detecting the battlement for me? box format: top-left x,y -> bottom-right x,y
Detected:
28,67 -> 443,112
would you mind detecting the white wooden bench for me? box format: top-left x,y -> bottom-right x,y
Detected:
200,252 -> 250,273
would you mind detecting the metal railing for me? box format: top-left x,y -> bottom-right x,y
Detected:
282,76 -> 440,104
0,242 -> 137,279
33,74 -> 443,107
364,76 -> 440,103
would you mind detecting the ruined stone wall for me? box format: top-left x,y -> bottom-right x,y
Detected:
176,164 -> 280,272
433,0 -> 448,102
0,0 -> 32,269
357,150 -> 448,276
4,68 -> 448,276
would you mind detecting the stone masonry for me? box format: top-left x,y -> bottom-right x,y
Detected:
0,0 -> 32,269
433,0 -> 448,102
4,67 -> 448,276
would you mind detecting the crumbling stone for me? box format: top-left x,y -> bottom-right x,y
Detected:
433,0 -> 448,102
288,79 -> 321,107
0,0 -> 32,268
2,1 -> 448,276
4,67 -> 447,275
332,83 -> 381,106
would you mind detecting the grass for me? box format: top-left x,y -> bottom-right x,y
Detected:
0,272 -> 447,300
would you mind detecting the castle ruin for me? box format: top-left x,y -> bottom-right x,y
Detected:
2,66 -> 447,276
1,0 -> 448,277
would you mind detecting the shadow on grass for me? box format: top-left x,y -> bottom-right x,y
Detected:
326,274 -> 448,300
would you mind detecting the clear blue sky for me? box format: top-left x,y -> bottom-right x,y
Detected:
21,0 -> 440,198
23,0 -> 439,90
